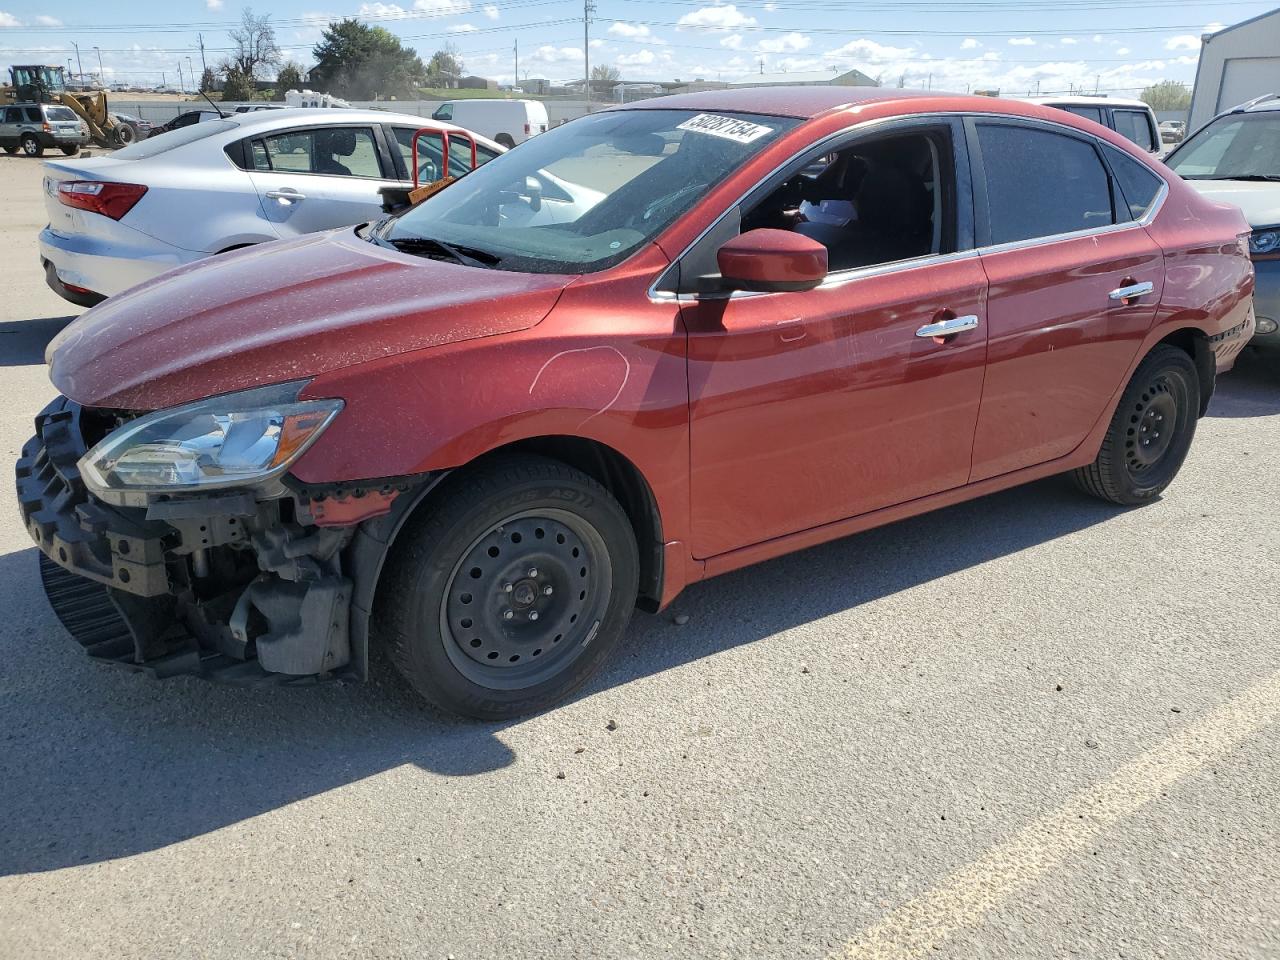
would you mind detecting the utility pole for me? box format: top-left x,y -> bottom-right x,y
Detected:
177,61 -> 185,93
514,38 -> 518,89
72,41 -> 83,85
759,57 -> 764,74
583,0 -> 594,112
93,46 -> 103,86
198,33 -> 207,75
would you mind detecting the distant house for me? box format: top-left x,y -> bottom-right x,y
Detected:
613,82 -> 664,101
460,75 -> 498,90
727,68 -> 878,88
520,77 -> 552,95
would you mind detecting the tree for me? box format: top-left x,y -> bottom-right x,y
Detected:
199,67 -> 217,93
310,19 -> 426,99
221,68 -> 257,101
1141,79 -> 1191,112
591,64 -> 620,83
277,61 -> 303,94
224,7 -> 281,81
426,42 -> 464,87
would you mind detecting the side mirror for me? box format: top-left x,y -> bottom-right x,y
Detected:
717,228 -> 828,293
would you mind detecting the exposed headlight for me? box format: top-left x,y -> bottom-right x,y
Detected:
79,381 -> 342,502
1249,228 -> 1280,257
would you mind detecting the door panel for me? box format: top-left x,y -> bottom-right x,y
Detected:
245,126 -> 400,237
685,256 -> 989,559
971,228 -> 1164,480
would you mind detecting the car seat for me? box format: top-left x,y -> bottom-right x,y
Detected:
315,128 -> 357,176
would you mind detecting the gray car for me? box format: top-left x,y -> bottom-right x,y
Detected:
0,102 -> 87,157
1166,94 -> 1280,353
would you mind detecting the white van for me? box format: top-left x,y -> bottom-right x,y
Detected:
430,99 -> 549,147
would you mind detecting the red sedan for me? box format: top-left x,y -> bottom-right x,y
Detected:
18,88 -> 1256,718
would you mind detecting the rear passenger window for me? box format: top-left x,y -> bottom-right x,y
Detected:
24,107 -> 41,122
1062,105 -> 1104,124
977,123 -> 1113,245
1103,145 -> 1163,221
1112,110 -> 1156,152
256,127 -> 383,178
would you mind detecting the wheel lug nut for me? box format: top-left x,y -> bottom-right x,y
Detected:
502,582 -> 513,593
503,610 -> 514,620
528,611 -> 539,621
543,585 -> 553,596
527,567 -> 538,578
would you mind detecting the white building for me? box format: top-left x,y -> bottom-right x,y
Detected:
1189,8 -> 1280,130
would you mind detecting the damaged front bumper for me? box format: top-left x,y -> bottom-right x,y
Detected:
16,397 -> 404,685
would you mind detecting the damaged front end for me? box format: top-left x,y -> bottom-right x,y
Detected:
16,394 -> 416,685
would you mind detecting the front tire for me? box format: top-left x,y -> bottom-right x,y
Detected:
60,146 -> 79,156
1072,344 -> 1199,505
3,146 -> 18,155
378,455 -> 639,720
20,134 -> 43,158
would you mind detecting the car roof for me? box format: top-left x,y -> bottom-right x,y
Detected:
1235,93 -> 1280,113
610,86 -> 995,119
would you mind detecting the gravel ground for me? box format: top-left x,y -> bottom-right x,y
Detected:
0,152 -> 1277,960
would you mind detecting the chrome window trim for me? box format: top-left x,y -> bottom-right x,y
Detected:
648,109 -> 1171,303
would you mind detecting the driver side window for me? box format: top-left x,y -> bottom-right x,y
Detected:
674,125 -> 958,293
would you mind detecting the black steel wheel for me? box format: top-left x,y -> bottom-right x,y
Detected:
378,454 -> 639,719
1072,344 -> 1199,505
20,134 -> 43,158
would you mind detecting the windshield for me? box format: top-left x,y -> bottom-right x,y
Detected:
386,109 -> 800,273
112,119 -> 235,160
1167,112 -> 1280,180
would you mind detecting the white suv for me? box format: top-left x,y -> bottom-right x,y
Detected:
1020,96 -> 1162,156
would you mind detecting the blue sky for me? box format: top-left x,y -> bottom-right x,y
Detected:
0,0 -> 1270,94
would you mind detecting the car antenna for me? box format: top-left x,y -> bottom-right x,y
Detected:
199,89 -> 228,119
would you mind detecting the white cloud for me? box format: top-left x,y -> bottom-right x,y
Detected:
448,22 -> 477,31
720,33 -> 743,50
483,3 -> 498,18
764,1 -> 778,9
1115,47 -> 1130,55
1092,34 -> 1105,43
960,38 -> 980,50
358,2 -> 407,15
589,37 -> 604,48
1203,21 -> 1224,33
0,11 -> 19,27
608,22 -> 651,39
413,0 -> 471,14
617,49 -> 656,66
33,14 -> 62,25
828,37 -> 914,63
1008,37 -> 1036,46
529,44 -> 583,65
1164,34 -> 1199,51
758,31 -> 810,54
677,4 -> 757,30
1059,37 -> 1077,45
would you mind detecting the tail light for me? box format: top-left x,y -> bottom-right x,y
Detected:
524,122 -> 531,134
42,122 -> 52,133
56,181 -> 148,220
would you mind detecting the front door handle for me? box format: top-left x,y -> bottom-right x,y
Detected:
265,188 -> 306,203
915,314 -> 980,339
1108,280 -> 1154,302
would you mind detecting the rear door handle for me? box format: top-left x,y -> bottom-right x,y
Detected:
915,314 -> 980,339
265,188 -> 306,203
1108,281 -> 1154,302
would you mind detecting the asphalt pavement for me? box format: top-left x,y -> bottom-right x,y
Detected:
0,152 -> 1277,960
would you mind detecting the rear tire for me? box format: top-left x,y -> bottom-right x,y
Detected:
20,134 -> 43,158
378,454 -> 639,720
1072,344 -> 1199,505
3,146 -> 17,155
60,146 -> 79,156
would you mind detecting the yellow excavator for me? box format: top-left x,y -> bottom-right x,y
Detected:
2,64 -> 135,147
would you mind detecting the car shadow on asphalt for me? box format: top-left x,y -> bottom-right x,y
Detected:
1207,350 -> 1280,418
0,316 -> 75,366
0,474 -> 1123,876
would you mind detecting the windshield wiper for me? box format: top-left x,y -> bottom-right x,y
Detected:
370,232 -> 500,268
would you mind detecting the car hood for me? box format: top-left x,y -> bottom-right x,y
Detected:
47,228 -> 573,410
1184,180 -> 1280,228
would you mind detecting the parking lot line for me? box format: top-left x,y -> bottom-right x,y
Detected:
836,667 -> 1280,960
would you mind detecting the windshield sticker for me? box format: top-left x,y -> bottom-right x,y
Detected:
676,114 -> 774,144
